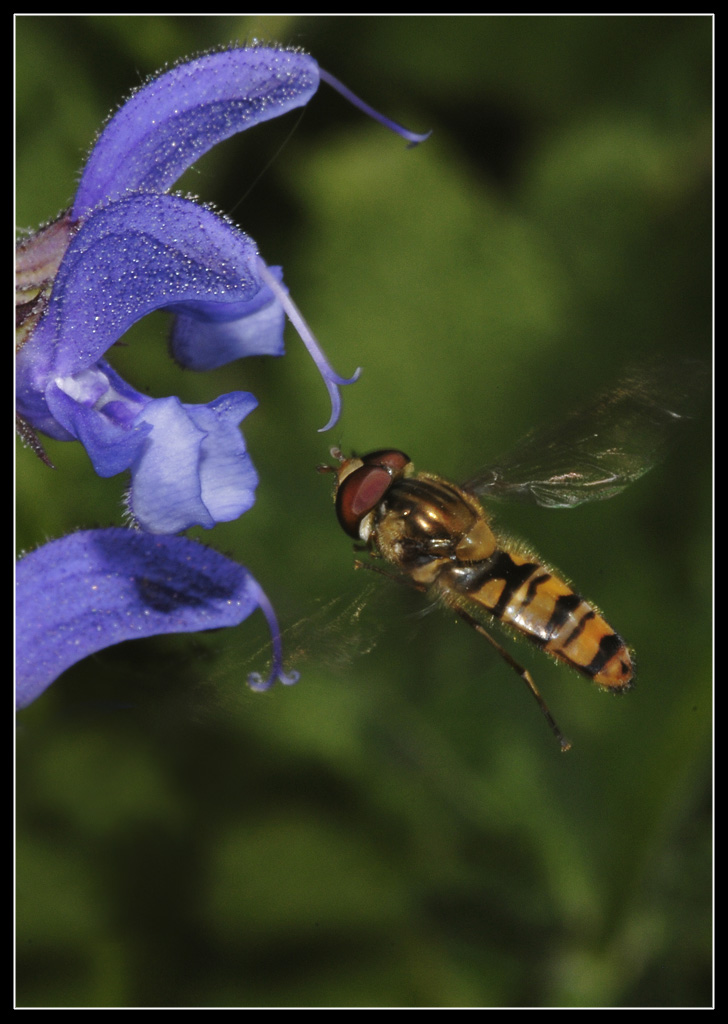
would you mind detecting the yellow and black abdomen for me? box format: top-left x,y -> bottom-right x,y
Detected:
443,551 -> 634,691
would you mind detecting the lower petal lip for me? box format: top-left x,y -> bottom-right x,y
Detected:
15,529 -> 297,708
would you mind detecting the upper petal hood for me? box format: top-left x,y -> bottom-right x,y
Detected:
73,47 -> 319,218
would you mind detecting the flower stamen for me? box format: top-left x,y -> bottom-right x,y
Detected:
246,577 -> 300,691
257,259 -> 361,432
319,69 -> 431,148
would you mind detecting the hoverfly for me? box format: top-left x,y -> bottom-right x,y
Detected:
320,361 -> 707,751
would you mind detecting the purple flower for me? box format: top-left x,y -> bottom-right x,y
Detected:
15,529 -> 299,709
15,45 -> 428,707
16,45 -> 428,534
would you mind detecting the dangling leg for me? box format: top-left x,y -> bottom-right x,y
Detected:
452,604 -> 571,752
350,555 -> 571,751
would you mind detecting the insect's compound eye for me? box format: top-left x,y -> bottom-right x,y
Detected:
335,449 -> 412,539
360,449 -> 411,475
336,464 -> 395,538
334,450 -> 411,539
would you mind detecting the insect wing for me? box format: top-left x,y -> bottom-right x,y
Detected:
462,360 -> 709,508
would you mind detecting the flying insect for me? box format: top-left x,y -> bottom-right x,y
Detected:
321,362 -> 707,750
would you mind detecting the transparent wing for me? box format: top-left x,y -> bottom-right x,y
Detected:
462,359 -> 709,508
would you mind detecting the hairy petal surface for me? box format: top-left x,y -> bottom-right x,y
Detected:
73,47 -> 320,218
27,194 -> 266,381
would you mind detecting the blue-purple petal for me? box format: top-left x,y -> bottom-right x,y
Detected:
73,47 -> 320,219
46,361 -> 152,476
170,266 -> 287,370
128,391 -> 259,534
17,45 -> 432,538
16,529 -> 262,709
30,194 -> 267,380
41,354 -> 259,534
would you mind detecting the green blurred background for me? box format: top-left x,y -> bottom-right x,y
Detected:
16,15 -> 712,1008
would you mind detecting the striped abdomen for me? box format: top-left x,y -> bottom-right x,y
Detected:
442,550 -> 633,690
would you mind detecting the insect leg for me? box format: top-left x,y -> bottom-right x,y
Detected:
452,604 -> 572,753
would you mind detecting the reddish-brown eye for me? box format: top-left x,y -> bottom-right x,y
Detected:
335,449 -> 411,538
336,465 -> 393,538
361,449 -> 411,475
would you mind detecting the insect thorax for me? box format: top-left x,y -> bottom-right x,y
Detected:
372,474 -> 497,577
